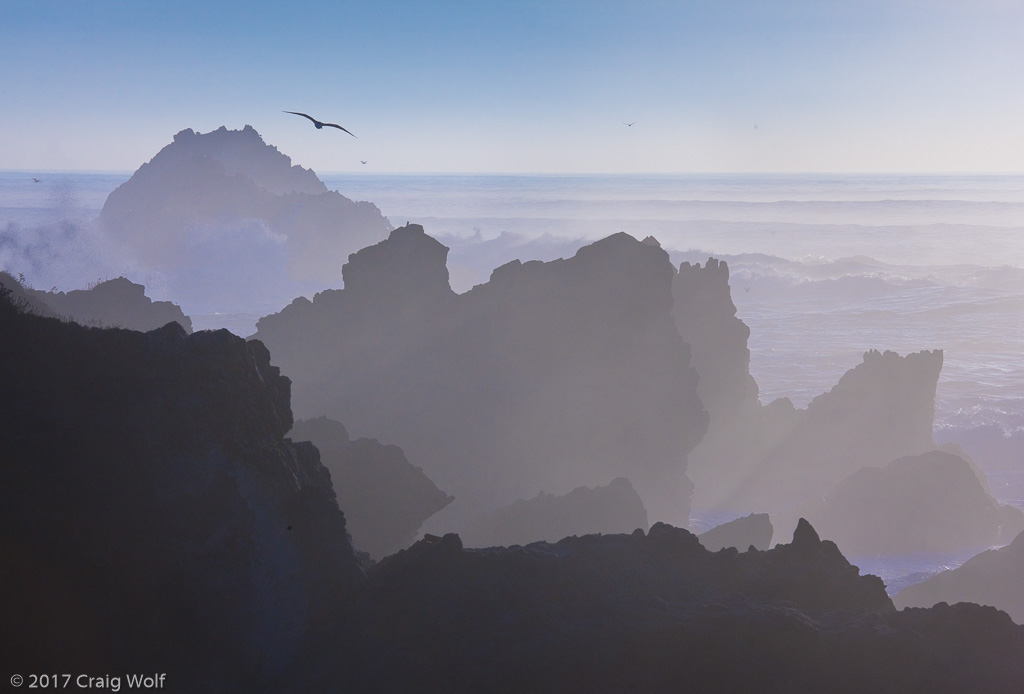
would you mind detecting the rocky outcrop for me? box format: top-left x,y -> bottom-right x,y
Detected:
698,512 -> 773,551
673,258 -> 772,510
361,519 -> 1024,693
97,126 -> 391,309
691,347 -> 943,524
254,226 -> 707,527
26,276 -> 192,332
894,530 -> 1024,623
460,477 -> 649,548
808,450 -> 1024,555
0,295 -> 363,692
289,417 -> 454,560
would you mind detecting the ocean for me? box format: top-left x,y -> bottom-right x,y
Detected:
4,169 -> 1023,590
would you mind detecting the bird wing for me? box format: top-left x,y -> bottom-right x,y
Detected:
284,111 -> 319,124
322,122 -> 357,138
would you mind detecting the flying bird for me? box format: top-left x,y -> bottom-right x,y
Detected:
31,177 -> 41,183
623,121 -> 636,127
360,160 -> 367,165
283,111 -> 356,137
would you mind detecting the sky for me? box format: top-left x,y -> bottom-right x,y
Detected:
2,0 -> 1023,173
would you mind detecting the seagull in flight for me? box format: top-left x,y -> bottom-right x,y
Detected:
31,177 -> 41,183
623,121 -> 636,127
360,160 -> 367,165
283,111 -> 356,137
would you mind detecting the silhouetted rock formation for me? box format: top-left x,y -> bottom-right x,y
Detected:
254,226 -> 707,527
808,450 -> 1024,556
289,417 -> 454,560
894,530 -> 1024,624
698,512 -> 773,551
1,297 -> 363,691
7,284 -> 1024,692
673,258 -> 771,511
361,519 -> 1024,693
691,343 -> 943,525
460,477 -> 649,548
26,276 -> 192,332
98,126 -> 391,308
672,260 -> 946,525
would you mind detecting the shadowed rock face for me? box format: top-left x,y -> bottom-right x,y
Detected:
26,276 -> 192,333
460,477 -> 649,548
673,260 -> 944,524
0,297 -> 363,692
98,125 -> 391,290
698,512 -> 773,552
6,288 -> 1024,692
254,226 -> 707,528
895,530 -> 1024,623
808,450 -> 1024,556
361,519 -> 1024,693
289,417 -> 454,560
734,348 -> 942,513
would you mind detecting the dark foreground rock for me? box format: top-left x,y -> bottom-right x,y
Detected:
361,520 -> 1024,693
0,297 -> 363,692
6,292 -> 1024,693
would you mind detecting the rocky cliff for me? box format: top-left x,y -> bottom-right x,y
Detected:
254,226 -> 707,528
0,295 -> 363,692
894,530 -> 1024,623
808,450 -> 1024,555
361,519 -> 1024,693
97,125 -> 391,310
289,417 -> 454,560
698,512 -> 773,551
26,276 -> 193,333
460,477 -> 649,548
673,258 -> 944,531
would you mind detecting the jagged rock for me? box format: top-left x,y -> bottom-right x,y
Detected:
360,519 -> 1024,692
894,530 -> 1024,623
671,259 -> 947,522
25,276 -> 192,332
460,477 -> 649,548
698,512 -> 773,551
97,125 -> 392,307
808,450 -> 1024,555
673,258 -> 768,510
289,417 -> 454,560
715,349 -> 943,521
0,294 -> 363,691
254,226 -> 707,527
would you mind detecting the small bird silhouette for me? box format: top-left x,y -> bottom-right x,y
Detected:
360,160 -> 367,165
744,287 -> 751,293
31,177 -> 41,183
623,121 -> 636,127
284,111 -> 356,137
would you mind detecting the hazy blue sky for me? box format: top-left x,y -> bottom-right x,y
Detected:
2,0 -> 1023,173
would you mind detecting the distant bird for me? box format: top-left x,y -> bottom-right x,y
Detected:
283,111 -> 356,137
744,287 -> 751,293
360,160 -> 367,165
31,177 -> 41,183
623,121 -> 636,127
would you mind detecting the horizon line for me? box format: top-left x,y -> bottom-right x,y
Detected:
5,168 -> 1024,177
